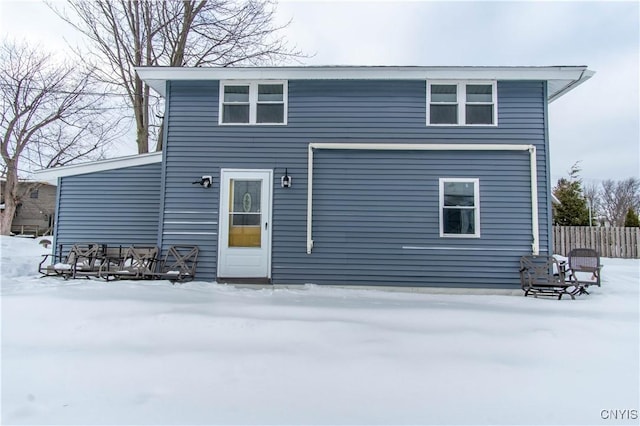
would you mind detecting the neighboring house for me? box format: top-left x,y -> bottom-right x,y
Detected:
0,180 -> 56,236
36,65 -> 594,289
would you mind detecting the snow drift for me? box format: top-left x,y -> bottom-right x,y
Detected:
1,236 -> 638,425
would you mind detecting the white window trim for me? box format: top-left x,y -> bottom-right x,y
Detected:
427,80 -> 497,127
219,80 -> 288,125
439,178 -> 481,238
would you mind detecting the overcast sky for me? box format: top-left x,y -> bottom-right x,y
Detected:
1,0 -> 638,184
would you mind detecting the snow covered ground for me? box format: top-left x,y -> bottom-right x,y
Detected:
1,236 -> 639,425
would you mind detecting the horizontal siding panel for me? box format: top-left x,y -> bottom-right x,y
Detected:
55,163 -> 162,254
160,79 -> 549,286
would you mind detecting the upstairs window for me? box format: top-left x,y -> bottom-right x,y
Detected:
439,178 -> 480,238
429,84 -> 458,125
222,85 -> 250,123
427,81 -> 496,126
465,84 -> 494,124
220,81 -> 287,125
257,84 -> 284,123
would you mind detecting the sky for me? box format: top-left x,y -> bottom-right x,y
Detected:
0,0 -> 638,184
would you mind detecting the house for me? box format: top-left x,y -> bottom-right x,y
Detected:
0,180 -> 56,236
35,65 -> 594,288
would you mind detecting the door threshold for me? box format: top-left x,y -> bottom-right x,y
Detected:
217,277 -> 272,285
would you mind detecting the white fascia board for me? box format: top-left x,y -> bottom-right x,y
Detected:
548,69 -> 595,103
33,152 -> 162,181
136,65 -> 592,100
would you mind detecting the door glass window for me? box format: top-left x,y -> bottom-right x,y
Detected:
229,179 -> 262,247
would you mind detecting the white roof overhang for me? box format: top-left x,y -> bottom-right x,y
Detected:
33,151 -> 162,181
136,65 -> 594,103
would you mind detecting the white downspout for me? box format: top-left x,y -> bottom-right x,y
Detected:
306,143 -> 540,255
529,146 -> 539,255
306,144 -> 314,254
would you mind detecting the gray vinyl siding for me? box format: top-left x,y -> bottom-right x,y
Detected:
55,163 -> 161,254
161,79 -> 550,288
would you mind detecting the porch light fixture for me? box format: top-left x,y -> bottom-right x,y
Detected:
281,168 -> 292,188
192,175 -> 213,188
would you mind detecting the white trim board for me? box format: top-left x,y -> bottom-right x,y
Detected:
33,152 -> 163,180
136,65 -> 594,102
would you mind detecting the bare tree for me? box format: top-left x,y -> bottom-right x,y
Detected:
583,181 -> 601,224
0,39 -> 118,235
51,0 -> 303,154
600,178 -> 640,226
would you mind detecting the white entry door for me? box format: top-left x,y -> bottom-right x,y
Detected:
218,169 -> 272,278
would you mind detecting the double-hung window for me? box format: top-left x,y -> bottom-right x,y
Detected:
429,84 -> 458,125
220,81 -> 287,125
465,84 -> 494,124
427,81 -> 496,126
439,178 -> 480,238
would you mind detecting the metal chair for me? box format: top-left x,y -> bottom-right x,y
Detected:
99,245 -> 159,281
39,243 -> 102,279
153,245 -> 199,283
567,248 -> 602,292
520,255 -> 584,300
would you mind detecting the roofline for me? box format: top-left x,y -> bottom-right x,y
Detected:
33,152 -> 162,180
0,179 -> 56,185
547,69 -> 595,103
135,65 -> 594,101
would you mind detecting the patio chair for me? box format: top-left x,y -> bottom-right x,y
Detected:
39,243 -> 102,279
99,245 -> 159,281
153,245 -> 199,283
520,255 -> 584,300
38,243 -> 66,277
88,245 -> 127,277
567,248 -> 602,292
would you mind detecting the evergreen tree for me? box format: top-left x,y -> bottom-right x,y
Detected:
624,208 -> 640,227
552,163 -> 591,226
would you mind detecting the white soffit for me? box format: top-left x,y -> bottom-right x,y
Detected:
33,152 -> 162,181
136,65 -> 594,102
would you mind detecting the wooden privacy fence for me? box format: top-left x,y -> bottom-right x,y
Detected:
552,226 -> 640,259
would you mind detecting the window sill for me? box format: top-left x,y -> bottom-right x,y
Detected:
426,123 -> 498,127
218,122 -> 288,126
440,234 -> 482,239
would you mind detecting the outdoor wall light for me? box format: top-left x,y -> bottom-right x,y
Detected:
192,175 -> 213,188
281,168 -> 292,188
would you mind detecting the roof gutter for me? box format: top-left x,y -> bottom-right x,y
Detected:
136,65 -> 594,102
33,152 -> 163,181
548,69 -> 595,103
306,143 -> 540,256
